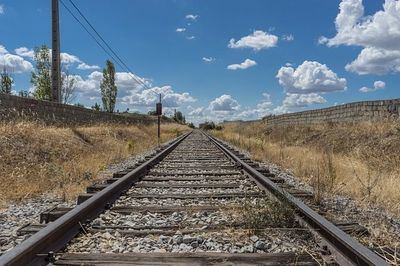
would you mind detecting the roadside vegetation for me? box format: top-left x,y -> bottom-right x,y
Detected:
212,121 -> 400,217
0,121 -> 188,207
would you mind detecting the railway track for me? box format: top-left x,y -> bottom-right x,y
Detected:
0,130 -> 390,265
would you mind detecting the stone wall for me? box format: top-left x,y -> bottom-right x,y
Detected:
0,93 -> 160,125
263,98 -> 400,126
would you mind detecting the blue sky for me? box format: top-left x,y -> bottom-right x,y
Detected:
0,0 -> 399,123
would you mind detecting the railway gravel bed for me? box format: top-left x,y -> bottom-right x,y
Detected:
0,130 -> 391,265
59,131 -> 323,264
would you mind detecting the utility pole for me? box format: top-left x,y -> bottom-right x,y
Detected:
51,0 -> 61,103
156,94 -> 162,146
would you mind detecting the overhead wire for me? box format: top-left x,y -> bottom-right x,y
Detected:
59,0 -> 151,90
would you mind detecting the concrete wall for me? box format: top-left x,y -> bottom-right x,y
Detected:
0,93 -> 159,125
263,98 -> 400,126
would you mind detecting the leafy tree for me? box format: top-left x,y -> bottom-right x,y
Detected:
0,67 -> 13,94
174,111 -> 184,123
61,71 -> 77,104
91,102 -> 101,111
188,122 -> 195,128
100,60 -> 117,113
74,103 -> 85,108
148,110 -> 157,116
31,45 -> 51,100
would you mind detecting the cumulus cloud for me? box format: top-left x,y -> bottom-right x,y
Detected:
185,14 -> 198,21
276,61 -> 347,94
227,59 -> 257,70
73,71 -> 150,99
14,47 -> 35,58
187,106 -> 205,116
77,63 -> 100,70
209,94 -> 240,112
359,80 -> 386,93
202,57 -> 215,63
176,28 -> 186,32
272,93 -> 326,114
237,93 -> 273,119
121,86 -> 196,108
320,0 -> 400,74
0,4 -> 4,15
228,30 -> 278,51
60,52 -> 81,64
0,46 -> 33,73
345,47 -> 400,74
0,45 -> 7,54
15,46 -> 101,71
282,93 -> 326,107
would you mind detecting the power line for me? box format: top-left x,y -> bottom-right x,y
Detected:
59,0 -> 151,90
58,0 -> 121,68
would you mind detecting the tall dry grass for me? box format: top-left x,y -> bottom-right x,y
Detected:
0,121 -> 188,207
212,121 -> 400,217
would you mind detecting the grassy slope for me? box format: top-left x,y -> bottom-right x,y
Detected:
0,122 -> 188,206
213,121 -> 400,217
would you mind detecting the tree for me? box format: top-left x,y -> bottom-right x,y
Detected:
148,110 -> 157,116
100,60 -> 117,113
0,67 -> 13,94
31,45 -> 51,100
91,102 -> 101,111
61,71 -> 77,104
174,111 -> 184,123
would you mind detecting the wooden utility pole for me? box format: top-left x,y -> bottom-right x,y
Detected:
156,94 -> 162,146
51,0 -> 61,102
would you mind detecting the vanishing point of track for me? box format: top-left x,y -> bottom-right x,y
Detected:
0,130 -> 389,265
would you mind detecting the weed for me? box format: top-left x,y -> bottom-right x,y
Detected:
229,198 -> 296,233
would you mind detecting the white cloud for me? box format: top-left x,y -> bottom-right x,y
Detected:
320,0 -> 400,74
359,80 -> 386,93
227,59 -> 257,70
0,53 -> 33,73
202,57 -> 215,63
186,36 -> 195,40
187,106 -> 205,116
272,93 -> 326,114
282,34 -> 294,41
0,5 -> 4,15
0,45 -> 7,54
60,52 -> 81,64
345,47 -> 400,74
74,71 -> 150,99
185,14 -> 198,21
209,94 -> 240,112
282,93 -> 326,107
276,61 -> 347,94
228,30 -> 278,51
14,47 -> 35,58
176,28 -> 186,32
121,86 -> 196,108
15,46 -> 103,72
77,63 -> 100,70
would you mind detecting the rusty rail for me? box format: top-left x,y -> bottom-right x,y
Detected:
205,132 -> 388,266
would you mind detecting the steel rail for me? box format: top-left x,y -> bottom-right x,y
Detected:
0,132 -> 191,266
205,132 -> 389,266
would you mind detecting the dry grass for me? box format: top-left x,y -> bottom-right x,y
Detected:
212,120 -> 400,217
0,121 -> 188,207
